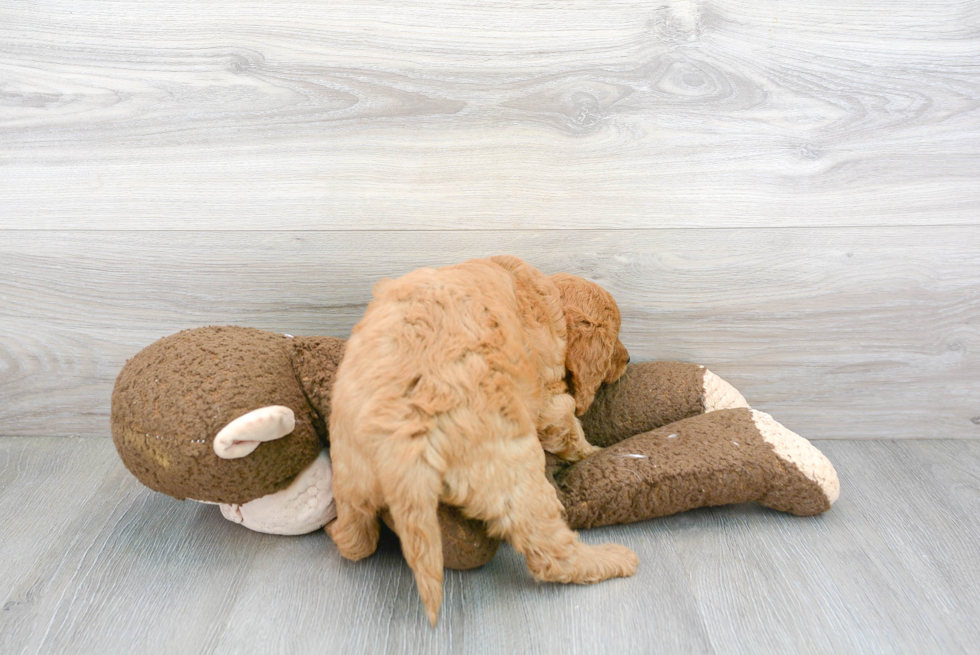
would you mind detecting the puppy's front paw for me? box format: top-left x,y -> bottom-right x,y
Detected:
565,441 -> 601,462
543,438 -> 597,463
595,543 -> 639,579
570,542 -> 639,583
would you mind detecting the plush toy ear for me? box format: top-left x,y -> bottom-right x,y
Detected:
213,405 -> 296,459
565,309 -> 615,416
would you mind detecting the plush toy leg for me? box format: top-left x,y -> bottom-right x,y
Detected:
218,449 -> 337,535
552,408 -> 839,529
580,362 -> 748,447
702,368 -> 749,413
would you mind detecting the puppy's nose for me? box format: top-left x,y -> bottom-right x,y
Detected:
627,355 -> 631,364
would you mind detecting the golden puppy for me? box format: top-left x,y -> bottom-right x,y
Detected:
328,256 -> 636,625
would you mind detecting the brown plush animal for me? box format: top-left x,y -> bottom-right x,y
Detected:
112,326 -> 839,572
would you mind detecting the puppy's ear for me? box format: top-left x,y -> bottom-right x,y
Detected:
564,307 -> 614,415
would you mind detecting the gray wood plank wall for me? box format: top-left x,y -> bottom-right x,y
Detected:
2,0 -> 978,439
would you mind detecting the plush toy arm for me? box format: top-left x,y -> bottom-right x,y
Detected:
578,362 -> 748,447
213,405 -> 296,459
552,408 -> 839,529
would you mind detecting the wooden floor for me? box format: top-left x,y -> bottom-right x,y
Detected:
1,437 -> 978,654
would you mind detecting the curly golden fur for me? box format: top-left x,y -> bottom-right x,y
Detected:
328,256 -> 636,625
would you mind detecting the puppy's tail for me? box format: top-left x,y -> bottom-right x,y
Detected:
387,472 -> 444,626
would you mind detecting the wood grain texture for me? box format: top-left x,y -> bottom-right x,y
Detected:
0,438 -> 271,654
2,227 -> 978,439
1,0 -> 978,229
672,439 -> 980,653
1,437 -> 979,653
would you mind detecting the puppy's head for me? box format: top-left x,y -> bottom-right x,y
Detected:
551,273 -> 630,415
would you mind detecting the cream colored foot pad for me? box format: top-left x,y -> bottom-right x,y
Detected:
701,368 -> 750,413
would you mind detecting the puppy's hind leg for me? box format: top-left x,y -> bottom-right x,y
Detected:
330,497 -> 381,562
328,441 -> 381,561
383,462 -> 445,626
471,436 -> 638,584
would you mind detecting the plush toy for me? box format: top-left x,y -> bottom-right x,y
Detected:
112,326 -> 839,570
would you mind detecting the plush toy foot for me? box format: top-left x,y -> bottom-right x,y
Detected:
702,367 -> 749,413
553,407 -> 839,529
213,405 -> 296,459
749,410 -> 840,514
219,449 -> 337,535
580,362 -> 749,447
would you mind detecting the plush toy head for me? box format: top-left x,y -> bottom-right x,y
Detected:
111,327 -> 331,504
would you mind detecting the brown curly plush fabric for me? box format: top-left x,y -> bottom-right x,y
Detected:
291,335 -> 346,445
578,361 -> 707,448
552,407 -> 832,529
383,506 -> 501,571
111,326 -> 326,504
